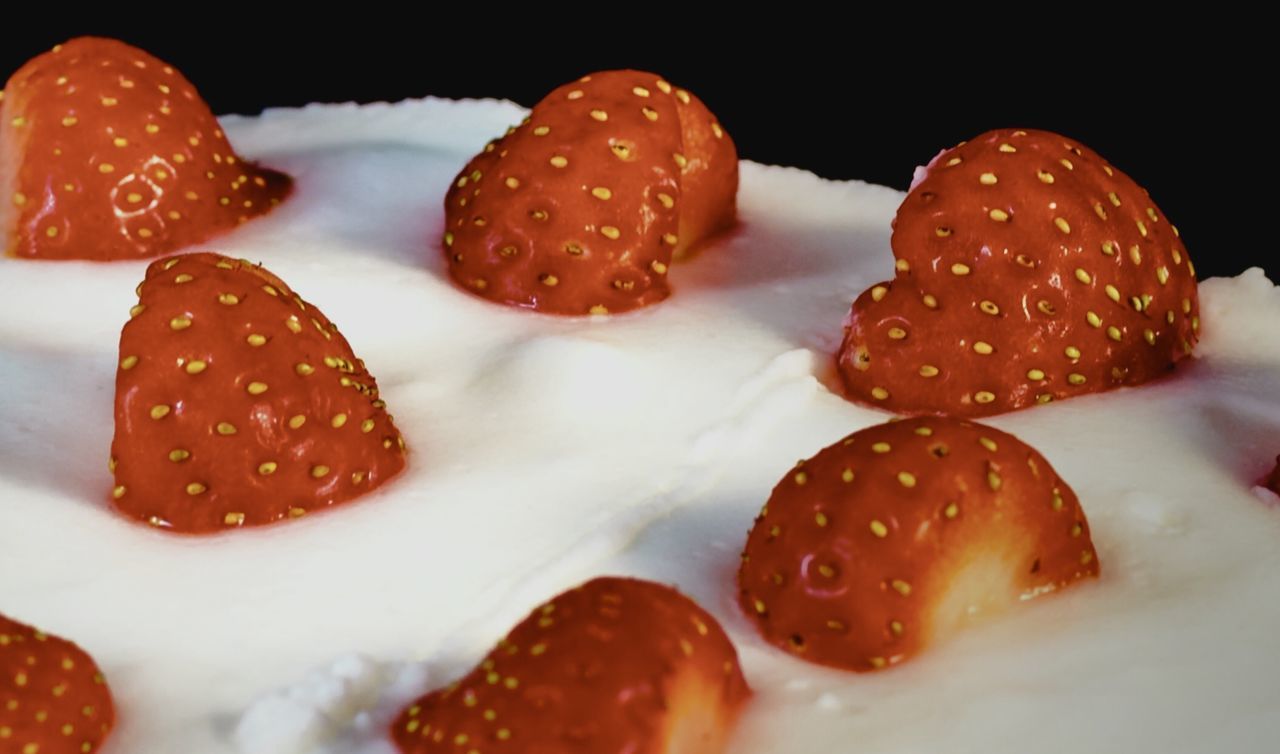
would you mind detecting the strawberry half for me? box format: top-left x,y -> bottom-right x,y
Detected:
1,37 -> 291,261
443,70 -> 737,315
837,128 -> 1199,417
110,252 -> 405,533
391,577 -> 750,754
1,613 -> 115,754
738,417 -> 1099,671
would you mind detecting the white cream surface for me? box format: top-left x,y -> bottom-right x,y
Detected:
2,98 -> 1280,754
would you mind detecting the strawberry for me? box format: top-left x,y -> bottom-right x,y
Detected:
738,417 -> 1098,672
1,37 -> 291,261
837,128 -> 1199,417
1,613 -> 115,754
109,252 -> 406,533
443,70 -> 737,315
391,576 -> 750,754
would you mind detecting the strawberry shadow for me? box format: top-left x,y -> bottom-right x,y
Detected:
675,163 -> 902,356
0,343 -> 116,510
606,487 -> 763,640
195,142 -> 459,275
992,356 -> 1280,512
213,97 -> 528,276
1181,358 -> 1280,488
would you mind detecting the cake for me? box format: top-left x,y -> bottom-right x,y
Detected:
3,95 -> 1280,754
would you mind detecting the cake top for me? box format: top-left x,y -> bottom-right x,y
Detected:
2,95 -> 1279,753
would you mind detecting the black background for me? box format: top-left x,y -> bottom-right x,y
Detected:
3,22 -> 1270,280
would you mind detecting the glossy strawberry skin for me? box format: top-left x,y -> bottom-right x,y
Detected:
1,37 -> 291,261
838,128 -> 1199,417
739,417 -> 1099,672
443,70 -> 736,315
392,577 -> 750,754
1,613 -> 115,754
110,253 -> 405,534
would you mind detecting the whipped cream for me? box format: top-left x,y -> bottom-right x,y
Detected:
2,98 -> 1279,754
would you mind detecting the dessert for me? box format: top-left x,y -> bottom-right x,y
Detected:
738,416 -> 1098,671
0,37 -> 291,261
837,129 -> 1199,417
391,577 -> 749,754
443,70 -> 736,315
110,253 -> 406,533
0,613 -> 115,753
2,98 -> 1280,754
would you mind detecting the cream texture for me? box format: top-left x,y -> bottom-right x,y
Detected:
2,98 -> 1279,753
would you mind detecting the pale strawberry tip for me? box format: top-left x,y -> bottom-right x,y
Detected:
442,70 -> 737,316
738,416 -> 1099,672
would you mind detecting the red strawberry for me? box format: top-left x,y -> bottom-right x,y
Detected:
0,37 -> 291,261
443,70 -> 737,315
738,417 -> 1098,671
1,613 -> 115,754
391,577 -> 750,754
837,128 -> 1199,417
110,252 -> 406,533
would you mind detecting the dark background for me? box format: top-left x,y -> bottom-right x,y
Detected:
3,23 -> 1270,280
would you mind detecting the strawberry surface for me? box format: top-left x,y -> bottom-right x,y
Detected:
739,416 -> 1099,671
838,128 -> 1198,416
0,613 -> 114,754
443,70 -> 736,315
0,37 -> 291,261
110,252 -> 405,533
392,577 -> 750,754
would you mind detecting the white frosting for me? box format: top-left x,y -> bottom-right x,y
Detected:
232,655 -> 427,754
2,98 -> 1279,754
